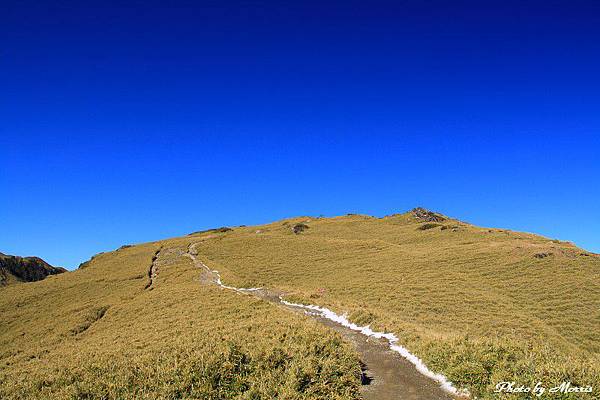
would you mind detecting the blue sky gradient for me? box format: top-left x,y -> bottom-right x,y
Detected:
2,1 -> 599,268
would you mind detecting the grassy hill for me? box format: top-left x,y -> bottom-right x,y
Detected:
1,209 -> 598,399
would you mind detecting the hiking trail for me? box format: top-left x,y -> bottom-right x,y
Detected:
184,242 -> 468,400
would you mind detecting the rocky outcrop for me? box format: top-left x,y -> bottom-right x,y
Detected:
411,207 -> 446,222
0,252 -> 66,286
187,227 -> 233,236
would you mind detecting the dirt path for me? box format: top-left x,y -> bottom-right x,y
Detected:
184,243 -> 466,400
286,303 -> 457,400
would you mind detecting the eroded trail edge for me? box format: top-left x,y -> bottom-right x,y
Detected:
145,248 -> 162,289
185,242 -> 469,398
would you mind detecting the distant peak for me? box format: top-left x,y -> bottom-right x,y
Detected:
0,252 -> 65,286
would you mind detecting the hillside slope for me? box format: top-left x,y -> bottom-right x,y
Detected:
0,241 -> 360,399
0,252 -> 66,286
1,209 -> 598,399
188,209 -> 600,397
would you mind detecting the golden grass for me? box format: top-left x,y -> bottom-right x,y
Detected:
0,240 -> 361,399
192,212 -> 600,398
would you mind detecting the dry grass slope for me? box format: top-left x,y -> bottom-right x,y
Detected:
0,240 -> 361,399
1,209 -> 598,399
193,211 -> 600,399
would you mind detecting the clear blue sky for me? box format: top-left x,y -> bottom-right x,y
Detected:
2,1 -> 599,269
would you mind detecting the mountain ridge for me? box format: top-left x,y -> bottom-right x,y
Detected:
0,252 -> 66,286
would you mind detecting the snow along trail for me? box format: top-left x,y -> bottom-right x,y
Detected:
279,298 -> 469,398
185,243 -> 262,293
185,242 -> 468,399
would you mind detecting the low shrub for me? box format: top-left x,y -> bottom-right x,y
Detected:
292,224 -> 309,234
418,223 -> 441,231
